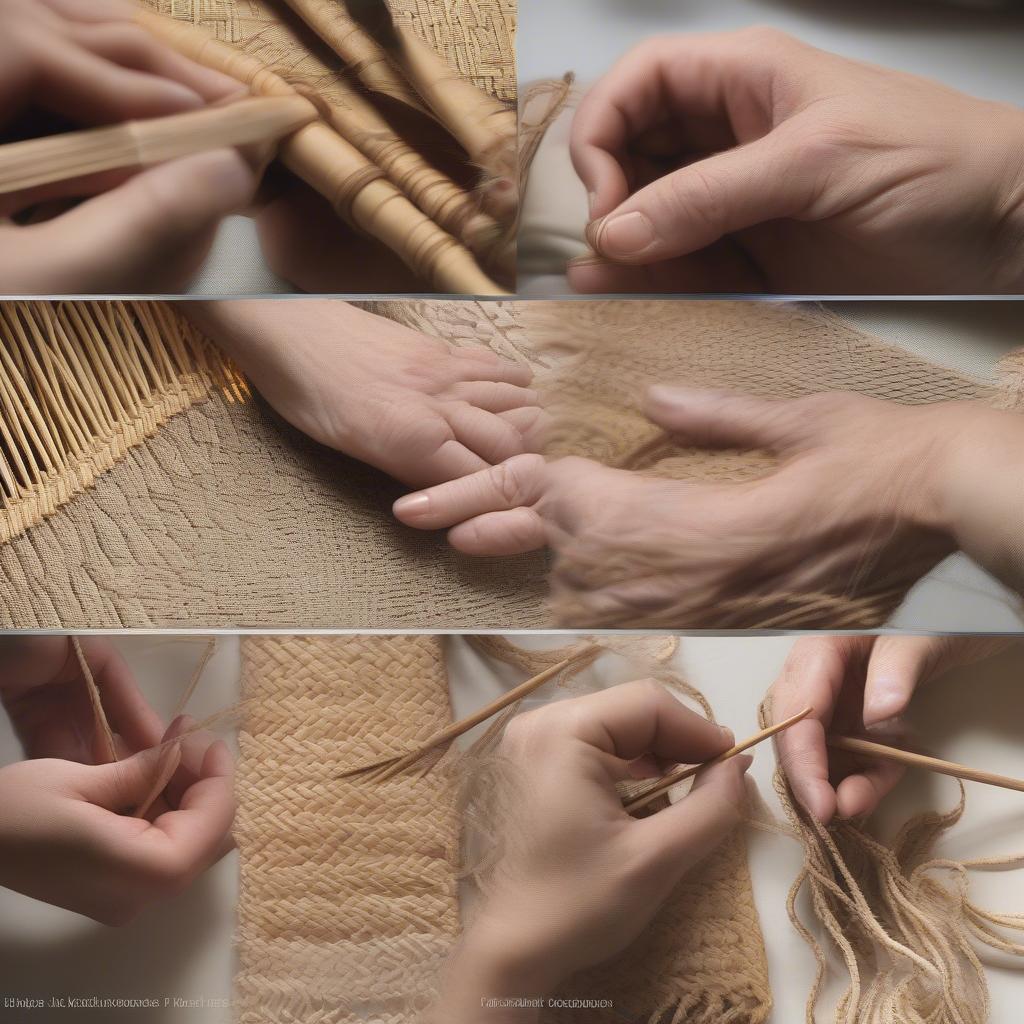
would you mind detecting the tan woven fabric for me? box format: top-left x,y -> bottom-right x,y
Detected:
544,827 -> 770,1024
2,298 -> 1017,628
235,634 -> 460,1023
532,299 -> 1019,475
145,0 -> 516,103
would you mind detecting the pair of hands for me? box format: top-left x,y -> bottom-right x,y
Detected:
568,28 -> 1024,294
195,302 -> 1023,626
0,637 -> 234,925
432,635 -> 1006,1021
0,0 -> 266,294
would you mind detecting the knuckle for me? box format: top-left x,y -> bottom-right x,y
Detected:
489,453 -> 543,506
737,24 -> 793,50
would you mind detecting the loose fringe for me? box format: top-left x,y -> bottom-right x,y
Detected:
0,301 -> 242,544
758,694 -> 1024,1023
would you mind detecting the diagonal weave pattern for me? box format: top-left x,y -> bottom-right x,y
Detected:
236,634 -> 461,1024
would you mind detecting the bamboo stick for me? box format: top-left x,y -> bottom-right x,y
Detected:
0,97 -> 316,196
72,636 -> 119,765
359,643 -> 602,782
827,734 -> 1024,796
624,706 -> 814,814
134,10 -> 506,295
285,0 -> 516,183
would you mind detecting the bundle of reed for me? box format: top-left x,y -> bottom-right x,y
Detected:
132,9 -> 506,294
0,97 -> 316,196
282,0 -> 518,220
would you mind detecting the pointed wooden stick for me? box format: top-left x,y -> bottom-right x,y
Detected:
72,636 -> 118,765
624,706 -> 814,814
0,96 -> 316,196
827,734 -> 1024,795
360,643 -> 603,782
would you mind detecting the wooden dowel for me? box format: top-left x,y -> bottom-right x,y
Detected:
827,734 -> 1024,795
0,97 -> 317,196
624,706 -> 814,814
374,644 -> 601,781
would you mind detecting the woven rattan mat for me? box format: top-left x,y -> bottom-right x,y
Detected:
235,634 -> 460,1023
143,0 -> 516,103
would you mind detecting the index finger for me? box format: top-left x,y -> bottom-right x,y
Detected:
392,453 -> 548,529
571,31 -> 779,219
771,637 -> 871,823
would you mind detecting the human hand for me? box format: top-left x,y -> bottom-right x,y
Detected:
0,0 -> 258,293
190,300 -> 545,488
0,732 -> 234,925
429,681 -> 748,1021
0,636 -> 164,762
771,635 -> 1010,823
569,28 -> 1024,294
393,387 -> 985,626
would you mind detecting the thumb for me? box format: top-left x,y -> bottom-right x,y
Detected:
585,131 -> 812,264
631,755 -> 751,880
71,746 -> 172,814
862,636 -> 984,728
8,148 -> 257,294
645,385 -> 805,452
73,716 -> 189,815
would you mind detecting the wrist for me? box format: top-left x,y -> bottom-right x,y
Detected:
427,914 -> 564,1024
931,404 -> 1024,542
990,108 -> 1024,292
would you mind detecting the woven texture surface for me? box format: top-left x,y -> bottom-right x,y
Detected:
235,634 -> 460,1023
148,0 -> 516,102
545,826 -> 770,1024
532,299 -> 1017,478
2,299 -> 1019,628
234,635 -> 771,1023
530,300 -> 1024,629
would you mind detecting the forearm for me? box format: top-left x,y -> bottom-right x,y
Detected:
936,406 -> 1024,593
180,299 -> 370,374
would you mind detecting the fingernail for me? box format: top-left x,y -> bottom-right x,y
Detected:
719,725 -> 735,746
865,679 -> 907,724
587,211 -> 656,257
393,493 -> 430,519
647,384 -> 690,407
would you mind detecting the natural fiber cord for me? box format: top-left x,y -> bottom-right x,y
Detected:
757,695 -> 1024,1023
